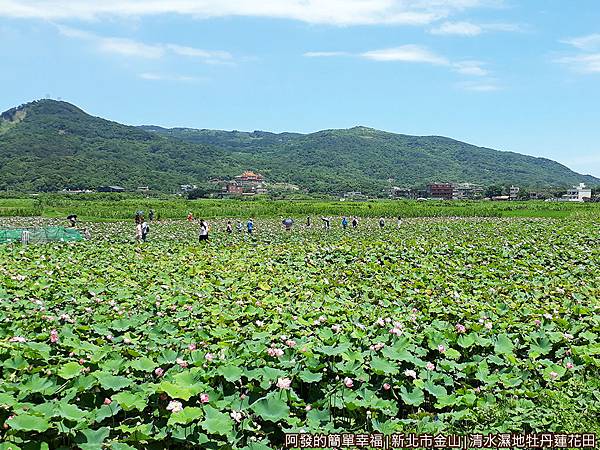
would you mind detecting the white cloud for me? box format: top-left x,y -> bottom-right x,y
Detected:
98,37 -> 165,58
57,25 -> 232,62
139,73 -> 203,82
429,20 -> 523,36
430,21 -> 482,36
557,33 -> 600,73
561,33 -> 600,51
0,0 -> 501,26
556,54 -> 600,74
361,45 -> 448,64
306,45 -> 492,79
452,60 -> 488,76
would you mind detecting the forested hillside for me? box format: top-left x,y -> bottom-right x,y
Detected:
1,100 -> 597,194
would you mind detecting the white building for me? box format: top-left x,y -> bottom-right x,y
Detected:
563,183 -> 592,202
509,185 -> 520,200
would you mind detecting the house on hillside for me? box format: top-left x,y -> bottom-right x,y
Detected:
509,185 -> 520,200
428,183 -> 454,200
224,171 -> 267,196
98,186 -> 125,193
452,183 -> 484,200
180,184 -> 197,193
389,187 -> 416,199
563,183 -> 592,202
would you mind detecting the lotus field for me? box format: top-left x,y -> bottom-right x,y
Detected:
1,214 -> 600,449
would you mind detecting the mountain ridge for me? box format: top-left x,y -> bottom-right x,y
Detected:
1,99 -> 598,194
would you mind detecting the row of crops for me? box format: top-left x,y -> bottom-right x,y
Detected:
1,195 -> 596,221
1,216 -> 599,448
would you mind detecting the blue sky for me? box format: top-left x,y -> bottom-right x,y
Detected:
1,0 -> 599,177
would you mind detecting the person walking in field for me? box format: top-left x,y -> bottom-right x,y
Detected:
135,221 -> 143,243
141,219 -> 150,242
149,209 -> 155,222
237,221 -> 243,232
379,217 -> 385,229
352,217 -> 358,229
67,214 -> 77,227
283,218 -> 293,231
397,216 -> 403,228
226,221 -> 233,233
199,219 -> 209,242
321,217 -> 331,230
187,212 -> 194,222
247,218 -> 254,234
341,216 -> 348,229
306,216 -> 311,228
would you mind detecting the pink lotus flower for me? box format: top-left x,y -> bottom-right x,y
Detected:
343,377 -> 354,388
79,358 -> 86,365
566,362 -> 574,369
305,405 -> 312,411
188,343 -> 197,351
383,383 -> 391,391
9,336 -> 26,343
438,344 -> 446,353
563,333 -> 574,341
331,324 -> 341,333
376,318 -> 385,327
199,393 -> 210,403
166,400 -> 183,413
255,320 -> 264,327
484,322 -> 493,330
50,329 -> 59,343
106,334 -> 113,341
3,415 -> 14,429
369,342 -> 385,352
455,324 -> 466,334
549,371 -> 558,380
230,410 -> 243,422
389,327 -> 402,335
205,353 -> 214,362
285,339 -> 296,348
176,358 -> 188,368
404,369 -> 417,379
426,362 -> 435,371
104,398 -> 112,405
123,338 -> 131,344
534,319 -> 541,326
154,367 -> 164,377
267,348 -> 284,357
276,377 -> 292,389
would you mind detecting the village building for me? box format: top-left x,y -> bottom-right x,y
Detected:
98,186 -> 125,193
389,187 -> 416,199
563,183 -> 592,202
452,183 -> 484,200
180,184 -> 197,193
428,183 -> 454,200
509,185 -> 520,200
224,171 -> 267,196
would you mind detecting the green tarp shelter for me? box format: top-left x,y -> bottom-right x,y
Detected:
0,227 -> 83,244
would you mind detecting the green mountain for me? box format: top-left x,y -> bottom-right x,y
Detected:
1,99 -> 598,194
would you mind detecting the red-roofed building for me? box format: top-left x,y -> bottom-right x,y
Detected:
225,171 -> 267,195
